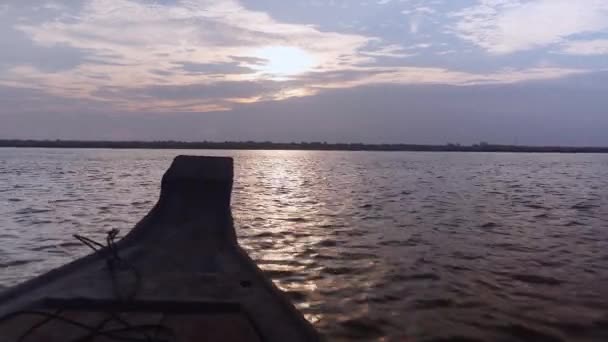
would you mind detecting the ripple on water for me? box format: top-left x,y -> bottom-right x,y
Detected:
485,242 -> 534,253
316,239 -> 338,247
1,150 -> 608,341
525,203 -> 548,210
285,290 -> 308,303
58,241 -> 85,248
338,317 -> 386,339
0,259 -> 43,267
263,269 -> 299,278
282,217 -> 308,222
498,324 -> 565,342
322,266 -> 357,276
14,207 -> 53,215
413,298 -> 454,310
391,273 -> 441,282
510,274 -> 564,286
571,202 -> 598,211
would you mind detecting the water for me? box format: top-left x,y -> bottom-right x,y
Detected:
1,148 -> 608,341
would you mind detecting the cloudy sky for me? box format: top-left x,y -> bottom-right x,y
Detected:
1,0 -> 607,145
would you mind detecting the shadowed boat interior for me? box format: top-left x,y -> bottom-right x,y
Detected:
0,156 -> 320,342
1,299 -> 263,341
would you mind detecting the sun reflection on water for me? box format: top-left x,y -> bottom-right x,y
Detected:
5,150 -> 608,340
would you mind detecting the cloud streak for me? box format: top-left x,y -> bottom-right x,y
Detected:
451,0 -> 608,54
0,0 -> 603,114
560,39 -> 608,56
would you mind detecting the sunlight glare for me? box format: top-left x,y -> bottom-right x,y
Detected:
254,46 -> 316,76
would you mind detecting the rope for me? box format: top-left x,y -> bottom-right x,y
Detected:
0,310 -> 173,342
5,229 -> 176,342
16,309 -> 62,342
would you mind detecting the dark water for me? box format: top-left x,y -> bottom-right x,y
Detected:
1,148 -> 608,341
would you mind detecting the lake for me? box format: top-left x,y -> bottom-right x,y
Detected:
1,148 -> 608,341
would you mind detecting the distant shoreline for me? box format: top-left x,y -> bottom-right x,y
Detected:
1,140 -> 607,153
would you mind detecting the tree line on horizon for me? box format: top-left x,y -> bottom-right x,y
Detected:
1,139 -> 607,153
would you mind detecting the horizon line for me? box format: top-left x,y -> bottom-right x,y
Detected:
1,139 -> 608,153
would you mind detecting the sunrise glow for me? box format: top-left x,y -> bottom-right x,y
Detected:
253,46 -> 317,77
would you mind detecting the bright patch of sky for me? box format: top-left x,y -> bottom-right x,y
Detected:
243,0 -> 608,71
0,0 -> 607,144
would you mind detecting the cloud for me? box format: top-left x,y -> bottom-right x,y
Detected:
412,6 -> 436,15
111,79 -> 298,105
0,11 -> 89,73
176,61 -> 256,75
0,37 -> 88,73
304,67 -> 586,90
401,5 -> 438,16
560,39 -> 608,56
436,49 -> 457,55
402,4 -> 440,35
16,0 -> 372,70
409,20 -> 420,34
0,84 -> 113,115
3,0 -> 377,109
451,0 -> 608,54
109,82 -> 268,101
3,72 -> 607,146
0,0 -> 598,113
360,44 -> 416,58
228,55 -> 268,65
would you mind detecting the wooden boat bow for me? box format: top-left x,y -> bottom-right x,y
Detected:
0,155 -> 320,341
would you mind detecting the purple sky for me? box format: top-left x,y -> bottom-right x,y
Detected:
1,0 -> 607,145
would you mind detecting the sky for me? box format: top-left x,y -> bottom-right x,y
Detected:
0,0 -> 607,145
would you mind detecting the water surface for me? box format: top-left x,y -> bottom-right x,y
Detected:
1,148 -> 608,341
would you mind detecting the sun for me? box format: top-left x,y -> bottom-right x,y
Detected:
253,46 -> 317,76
